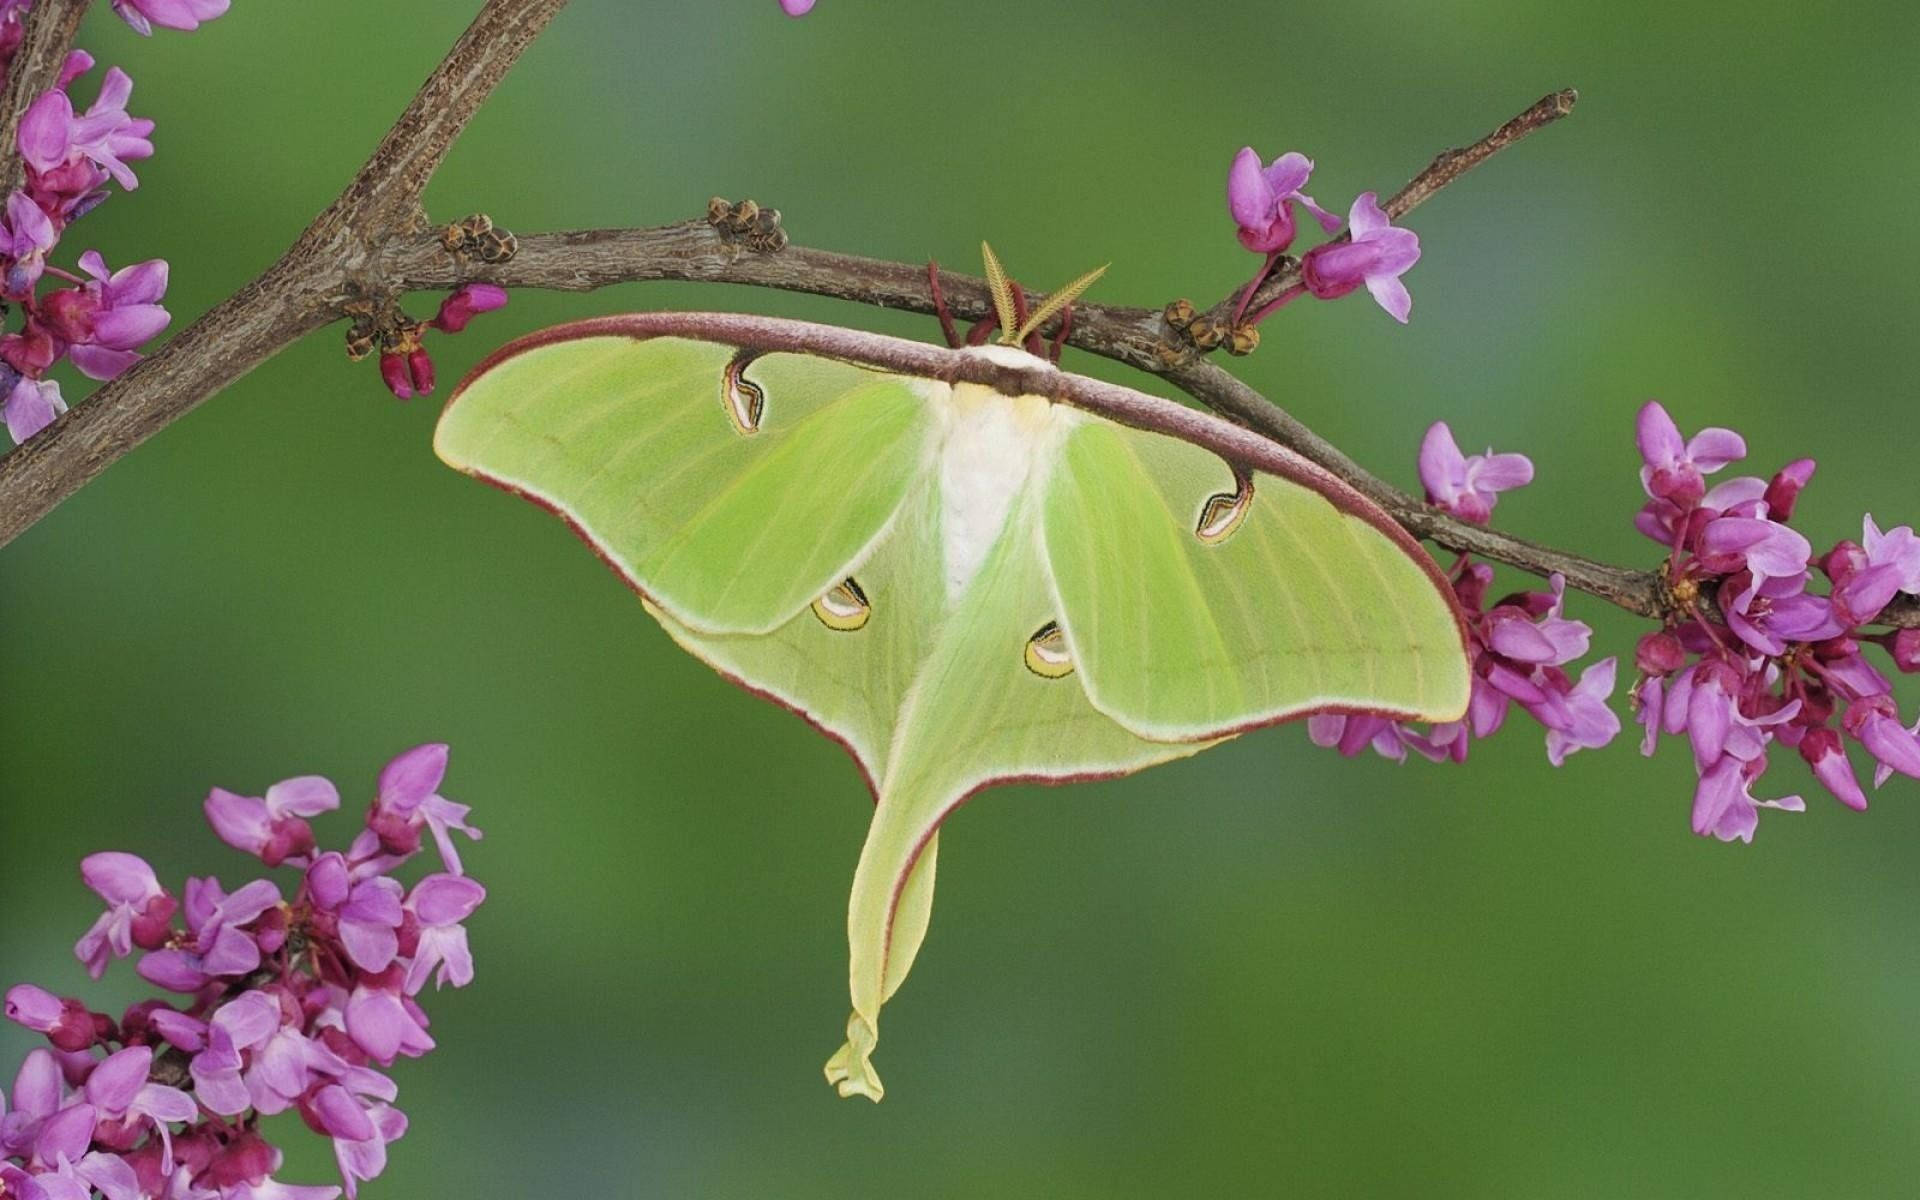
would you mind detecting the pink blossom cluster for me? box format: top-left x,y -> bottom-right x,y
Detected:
1628,402 -> 1920,842
1225,148 -> 1421,325
2,744 -> 485,1199
0,0 -> 231,446
1306,401 -> 1920,848
1310,422 -> 1622,765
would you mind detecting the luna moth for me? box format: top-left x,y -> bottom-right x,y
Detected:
433,259 -> 1471,1101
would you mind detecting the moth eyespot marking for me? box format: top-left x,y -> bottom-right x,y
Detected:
812,577 -> 871,631
1024,621 -> 1074,679
721,350 -> 766,435
1195,471 -> 1254,545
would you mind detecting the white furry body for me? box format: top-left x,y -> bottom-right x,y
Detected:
930,346 -> 1079,602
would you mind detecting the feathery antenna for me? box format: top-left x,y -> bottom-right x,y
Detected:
1015,263 -> 1107,345
979,242 -> 1020,345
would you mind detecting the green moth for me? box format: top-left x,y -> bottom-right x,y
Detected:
434,278 -> 1471,1100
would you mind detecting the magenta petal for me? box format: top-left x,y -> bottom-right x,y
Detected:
1470,452 -> 1534,494
1691,756 -> 1743,837
1635,402 -> 1684,469
89,303 -> 170,348
345,990 -> 407,1063
312,1086 -> 377,1141
196,1072 -> 252,1119
1488,618 -> 1559,664
1260,151 -> 1314,199
17,92 -> 73,171
85,1045 -> 152,1113
4,378 -> 64,441
133,1081 -> 196,1125
1296,191 -> 1342,233
77,1151 -> 140,1200
204,788 -> 270,853
266,774 -> 339,818
217,878 -> 283,927
200,925 -> 261,976
94,66 -> 133,113
4,984 -> 63,1032
35,1102 -> 96,1163
147,1009 -> 206,1052
339,920 -> 399,973
1836,563 -> 1901,624
80,852 -> 160,905
1226,147 -> 1275,228
1812,745 -> 1867,810
1685,427 -> 1747,471
1418,421 -> 1466,501
1859,713 -> 1920,779
68,344 -> 141,381
1366,272 -> 1412,323
136,949 -> 209,993
1347,191 -> 1389,239
377,743 -> 448,809
306,853 -> 351,910
14,1050 -> 62,1119
212,992 -> 280,1048
409,875 -> 485,925
1365,226 -> 1422,276
106,257 -> 168,305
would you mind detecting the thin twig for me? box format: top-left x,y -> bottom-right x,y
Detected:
0,0 -> 91,194
308,0 -> 566,240
1210,88 -> 1579,327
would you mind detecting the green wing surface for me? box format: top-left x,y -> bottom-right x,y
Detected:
435,318 -> 1471,1102
434,336 -> 936,636
1042,421 -> 1470,741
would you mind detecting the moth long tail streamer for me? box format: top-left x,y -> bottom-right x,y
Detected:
826,801 -> 942,1101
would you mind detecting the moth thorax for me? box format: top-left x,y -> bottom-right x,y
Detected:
935,383 -> 1074,602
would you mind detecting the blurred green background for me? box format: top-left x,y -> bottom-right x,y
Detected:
4,1 -> 1919,1195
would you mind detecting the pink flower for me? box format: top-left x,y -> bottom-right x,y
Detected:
306,855 -> 404,973
1417,421 -> 1533,524
20,66 -> 155,191
344,972 -> 435,1066
1300,191 -> 1421,322
111,0 -> 230,35
778,0 -> 816,14
400,875 -> 485,994
1226,148 -> 1339,254
1634,401 -> 1745,508
3,374 -> 64,444
38,250 -> 170,380
1692,754 -> 1805,844
1542,658 -> 1622,766
84,1045 -> 196,1172
204,774 -> 339,868
307,1082 -> 407,1200
366,744 -> 480,875
74,853 -> 176,980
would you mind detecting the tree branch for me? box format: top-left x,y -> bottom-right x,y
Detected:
0,12 -> 1901,632
0,0 -> 562,547
308,0 -> 566,241
0,0 -> 91,193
